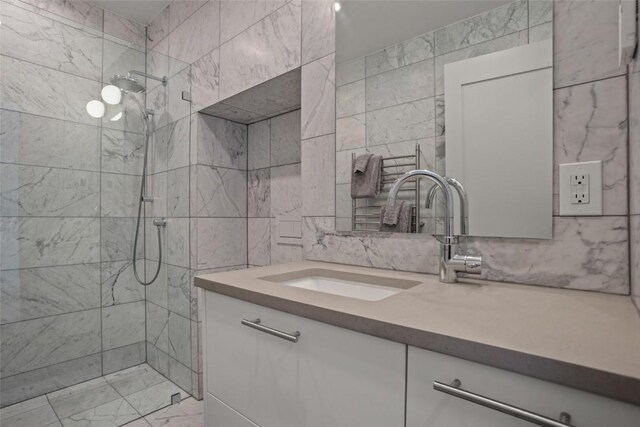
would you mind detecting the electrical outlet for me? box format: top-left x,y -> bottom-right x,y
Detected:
559,161 -> 602,216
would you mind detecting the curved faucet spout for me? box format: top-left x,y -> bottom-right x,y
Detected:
425,177 -> 469,235
388,169 -> 455,242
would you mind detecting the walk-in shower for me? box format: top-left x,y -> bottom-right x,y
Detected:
111,70 -> 168,286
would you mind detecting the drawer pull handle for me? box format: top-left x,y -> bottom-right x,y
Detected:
433,380 -> 574,427
241,318 -> 301,343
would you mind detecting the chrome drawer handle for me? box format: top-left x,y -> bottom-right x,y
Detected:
241,318 -> 301,343
433,380 -> 574,427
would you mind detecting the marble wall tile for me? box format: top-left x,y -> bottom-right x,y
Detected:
366,98 -> 435,146
630,70 -> 640,216
168,312 -> 192,368
1,217 -> 99,270
0,111 -> 100,171
101,129 -> 144,175
335,147 -> 364,185
335,183 -> 350,218
301,52 -> 335,139
102,301 -> 145,350
146,82 -> 169,130
554,76 -> 628,215
365,33 -> 434,78
0,309 -> 101,377
193,114 -> 248,169
529,0 -> 553,27
554,0 -> 626,88
169,0 -> 209,32
147,171 -> 165,219
191,48 -> 220,111
168,66 -> 192,125
336,57 -> 364,87
366,59 -> 434,112
169,357 -> 193,394
302,134 -> 335,216
220,0 -> 301,100
0,2 -> 102,80
270,219 -> 303,264
100,217 -> 140,262
248,119 -> 271,170
1,164 -> 99,217
101,173 -> 140,217
168,265 -> 192,319
167,167 -> 190,217
335,79 -> 364,118
336,113 -> 365,152
248,218 -> 271,266
0,395 -> 58,426
147,5 -> 169,49
301,0 -> 334,65
146,343 -> 170,378
1,56 -> 100,126
248,168 -> 271,217
0,263 -> 100,324
147,302 -> 169,354
105,92 -> 146,134
0,353 -> 101,407
167,218 -> 190,268
147,40 -> 170,92
220,0 -> 268,43
20,0 -> 103,31
102,342 -> 145,376
435,30 -> 528,96
102,39 -> 145,85
271,163 -> 302,216
461,216 -> 629,293
145,261 -> 168,308
103,10 -> 145,48
434,0 -> 527,56
169,0 -> 220,65
270,109 -> 301,166
529,22 -> 553,43
167,116 -> 191,171
191,165 -> 247,217
101,261 -> 145,307
195,218 -> 247,269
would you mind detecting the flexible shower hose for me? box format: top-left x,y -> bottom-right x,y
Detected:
132,111 -> 163,286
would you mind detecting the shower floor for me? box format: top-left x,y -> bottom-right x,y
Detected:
0,364 -> 203,427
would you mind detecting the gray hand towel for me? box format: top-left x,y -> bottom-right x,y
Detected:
351,154 -> 382,199
380,202 -> 413,233
353,153 -> 373,174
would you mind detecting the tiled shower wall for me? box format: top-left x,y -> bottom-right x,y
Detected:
304,0 -> 636,297
631,51 -> 640,309
334,0 -> 552,233
0,0 -> 148,406
248,110 -> 304,267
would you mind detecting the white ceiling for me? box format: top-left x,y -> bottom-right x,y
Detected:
337,0 -> 512,63
91,0 -> 170,25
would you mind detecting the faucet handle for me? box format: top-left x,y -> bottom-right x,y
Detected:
449,254 -> 482,275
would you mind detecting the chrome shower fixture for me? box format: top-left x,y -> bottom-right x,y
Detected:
110,70 -> 167,93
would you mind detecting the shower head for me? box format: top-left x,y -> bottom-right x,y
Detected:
111,74 -> 145,93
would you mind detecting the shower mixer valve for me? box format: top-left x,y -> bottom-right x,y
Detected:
153,218 -> 168,227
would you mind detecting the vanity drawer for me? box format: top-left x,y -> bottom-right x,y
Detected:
204,292 -> 405,427
407,346 -> 640,427
206,393 -> 259,427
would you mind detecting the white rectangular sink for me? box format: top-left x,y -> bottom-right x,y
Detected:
259,268 -> 420,301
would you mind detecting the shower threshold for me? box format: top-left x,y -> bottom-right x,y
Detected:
0,364 -> 203,426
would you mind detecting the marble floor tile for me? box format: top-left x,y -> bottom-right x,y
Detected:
60,397 -> 139,427
123,418 -> 152,427
123,380 -> 187,417
47,377 -> 120,420
105,364 -> 167,397
144,397 -> 203,427
0,395 -> 59,427
102,301 -> 146,351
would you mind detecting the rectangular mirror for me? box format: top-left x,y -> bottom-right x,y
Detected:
335,0 -> 553,239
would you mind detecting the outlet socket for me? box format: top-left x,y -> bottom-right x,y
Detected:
559,161 -> 602,216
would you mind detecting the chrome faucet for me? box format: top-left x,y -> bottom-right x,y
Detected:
425,177 -> 469,236
387,169 -> 482,283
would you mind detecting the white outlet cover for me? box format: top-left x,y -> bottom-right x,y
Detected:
559,161 -> 603,216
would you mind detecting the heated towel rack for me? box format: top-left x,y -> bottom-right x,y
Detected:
351,143 -> 422,232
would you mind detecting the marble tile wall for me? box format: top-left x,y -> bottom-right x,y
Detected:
247,110 -> 304,268
0,0 -> 147,407
303,0 -> 637,296
630,57 -> 640,309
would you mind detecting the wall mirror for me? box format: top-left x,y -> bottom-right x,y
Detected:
334,0 -> 553,239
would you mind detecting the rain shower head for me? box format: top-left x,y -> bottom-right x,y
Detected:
111,74 -> 145,93
111,70 -> 167,94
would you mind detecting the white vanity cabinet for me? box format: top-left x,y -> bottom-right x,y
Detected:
203,292 -> 406,427
406,346 -> 640,427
